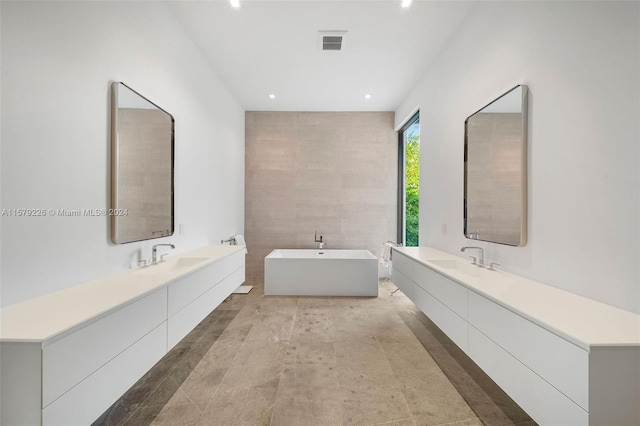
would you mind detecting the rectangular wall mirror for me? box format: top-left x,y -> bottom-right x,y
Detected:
464,84 -> 528,247
111,82 -> 174,244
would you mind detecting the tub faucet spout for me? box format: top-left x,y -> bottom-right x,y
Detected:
461,246 -> 484,267
152,243 -> 175,264
314,231 -> 324,249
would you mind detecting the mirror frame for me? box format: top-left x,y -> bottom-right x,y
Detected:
463,84 -> 528,247
110,82 -> 175,244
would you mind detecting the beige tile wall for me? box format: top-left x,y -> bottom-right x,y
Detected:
245,111 -> 397,277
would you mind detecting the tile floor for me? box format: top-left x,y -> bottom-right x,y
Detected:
95,278 -> 535,426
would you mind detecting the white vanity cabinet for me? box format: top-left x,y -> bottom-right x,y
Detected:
42,323 -> 168,425
42,289 -> 168,409
167,249 -> 245,348
42,289 -> 169,425
393,253 -> 469,352
413,263 -> 469,352
468,291 -> 589,412
467,325 -> 589,425
0,245 -> 245,426
391,247 -> 640,426
389,251 -> 414,299
1,289 -> 169,426
466,292 -> 590,424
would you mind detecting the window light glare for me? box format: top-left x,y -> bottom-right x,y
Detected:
230,0 -> 241,8
364,94 -> 371,99
268,94 -> 276,99
401,0 -> 412,8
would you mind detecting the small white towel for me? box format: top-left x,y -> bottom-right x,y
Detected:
233,234 -> 248,254
379,242 -> 392,266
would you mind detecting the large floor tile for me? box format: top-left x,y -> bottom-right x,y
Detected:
276,363 -> 340,401
150,401 -> 202,426
271,396 -> 342,426
96,278 -> 534,426
396,372 -> 477,426
178,356 -> 228,411
288,339 -> 337,364
339,381 -> 412,425
198,376 -> 279,426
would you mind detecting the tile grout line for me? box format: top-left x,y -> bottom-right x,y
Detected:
372,334 -> 417,426
181,384 -> 204,415
437,416 -> 486,426
119,334 -> 212,426
269,299 -> 300,426
327,298 -> 344,426
109,311 -> 235,426
145,310 -> 241,425
197,304 -> 258,423
117,374 -> 166,426
369,416 -> 416,426
397,308 -> 529,426
398,310 -> 494,425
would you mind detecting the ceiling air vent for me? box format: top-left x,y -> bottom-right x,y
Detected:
318,31 -> 347,52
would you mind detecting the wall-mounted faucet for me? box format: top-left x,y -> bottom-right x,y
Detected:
314,231 -> 324,249
152,243 -> 175,264
461,246 -> 484,267
221,236 -> 236,245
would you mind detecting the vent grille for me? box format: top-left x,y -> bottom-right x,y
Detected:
322,36 -> 343,51
318,31 -> 347,52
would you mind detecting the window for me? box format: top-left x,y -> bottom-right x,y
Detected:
398,112 -> 420,246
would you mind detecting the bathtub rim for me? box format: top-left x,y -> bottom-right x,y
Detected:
265,248 -> 377,260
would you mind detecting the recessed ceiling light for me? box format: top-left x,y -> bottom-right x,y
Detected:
364,94 -> 371,99
401,0 -> 412,8
268,94 -> 276,99
230,0 -> 241,8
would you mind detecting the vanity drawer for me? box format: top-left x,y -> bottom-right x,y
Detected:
42,322 -> 167,426
468,291 -> 589,410
391,267 -> 414,300
42,288 -> 167,407
391,251 -> 413,280
414,264 -> 468,320
468,326 -> 588,425
413,283 -> 468,353
168,266 -> 244,349
168,250 -> 244,316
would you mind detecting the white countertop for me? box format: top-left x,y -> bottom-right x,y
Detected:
0,245 -> 244,343
393,246 -> 640,349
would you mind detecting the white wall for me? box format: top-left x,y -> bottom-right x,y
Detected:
395,1 -> 640,314
0,1 -> 245,307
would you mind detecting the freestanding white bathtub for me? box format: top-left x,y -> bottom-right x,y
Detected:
264,249 -> 378,296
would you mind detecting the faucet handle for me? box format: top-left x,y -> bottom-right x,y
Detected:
137,259 -> 148,267
160,253 -> 169,262
468,256 -> 477,265
488,262 -> 500,271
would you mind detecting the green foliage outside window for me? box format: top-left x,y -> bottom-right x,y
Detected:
405,131 -> 419,246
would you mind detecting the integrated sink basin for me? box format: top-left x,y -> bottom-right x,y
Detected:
427,259 -> 481,276
135,257 -> 209,275
173,257 -> 210,268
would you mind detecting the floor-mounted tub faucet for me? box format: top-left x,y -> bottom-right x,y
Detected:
461,246 -> 484,267
152,243 -> 175,264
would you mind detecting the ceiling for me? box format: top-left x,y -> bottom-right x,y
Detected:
167,1 -> 475,111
